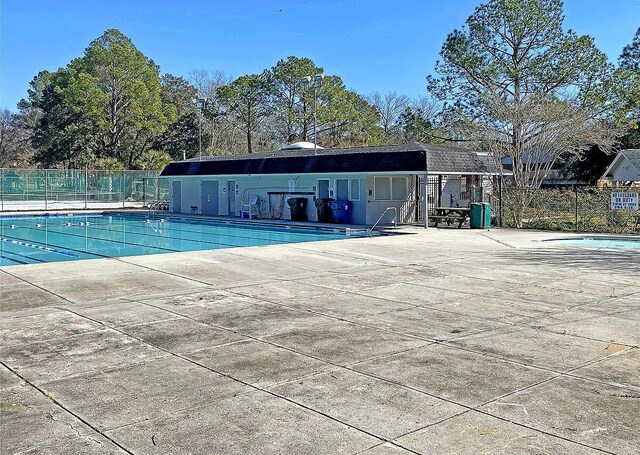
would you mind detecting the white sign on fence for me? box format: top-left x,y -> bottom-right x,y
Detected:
610,192 -> 639,210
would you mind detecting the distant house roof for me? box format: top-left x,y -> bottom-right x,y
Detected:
602,149 -> 640,180
161,143 -> 504,177
624,149 -> 640,171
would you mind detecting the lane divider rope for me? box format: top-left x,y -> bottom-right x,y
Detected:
0,236 -> 79,258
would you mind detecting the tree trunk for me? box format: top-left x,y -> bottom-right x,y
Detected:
246,129 -> 252,154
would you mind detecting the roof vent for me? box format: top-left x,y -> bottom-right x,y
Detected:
279,141 -> 324,151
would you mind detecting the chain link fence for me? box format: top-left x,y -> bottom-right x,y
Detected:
415,175 -> 500,223
0,168 -> 169,211
502,185 -> 640,234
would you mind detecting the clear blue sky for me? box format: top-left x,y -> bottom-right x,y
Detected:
2,0 -> 639,111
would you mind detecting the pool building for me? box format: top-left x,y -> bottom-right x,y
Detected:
160,142 -> 502,226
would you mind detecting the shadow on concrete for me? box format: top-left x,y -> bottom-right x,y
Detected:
495,248 -> 640,273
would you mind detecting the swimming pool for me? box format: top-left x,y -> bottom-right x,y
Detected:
0,213 -> 346,266
546,236 -> 640,249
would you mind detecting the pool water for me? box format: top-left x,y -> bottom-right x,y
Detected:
551,236 -> 640,249
0,214 -> 346,266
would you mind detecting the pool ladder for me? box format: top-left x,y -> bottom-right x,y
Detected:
147,200 -> 168,221
367,207 -> 397,236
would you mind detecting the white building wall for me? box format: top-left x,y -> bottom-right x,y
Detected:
364,174 -> 418,225
169,173 -> 383,224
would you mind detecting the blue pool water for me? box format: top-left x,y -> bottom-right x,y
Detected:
550,236 -> 640,249
0,213 -> 346,266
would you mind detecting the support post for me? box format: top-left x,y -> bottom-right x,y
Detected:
44,169 -> 49,210
499,176 -> 503,227
122,170 -> 126,208
1,168 -> 4,211
84,169 -> 88,209
574,185 -> 579,232
414,175 -> 420,222
424,149 -> 429,228
423,173 -> 429,229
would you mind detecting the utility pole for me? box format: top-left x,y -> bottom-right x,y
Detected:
194,97 -> 207,160
301,73 -> 324,154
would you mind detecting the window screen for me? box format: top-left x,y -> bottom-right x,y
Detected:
374,177 -> 391,200
317,179 -> 330,198
350,179 -> 360,200
391,177 -> 407,201
335,179 -> 349,200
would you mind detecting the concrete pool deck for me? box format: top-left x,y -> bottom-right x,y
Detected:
1,227 -> 638,454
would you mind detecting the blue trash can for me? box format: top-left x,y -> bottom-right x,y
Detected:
329,200 -> 353,224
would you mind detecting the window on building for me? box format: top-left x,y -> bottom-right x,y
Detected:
317,179 -> 330,198
335,179 -> 349,200
374,176 -> 407,201
392,177 -> 407,200
374,177 -> 391,200
349,178 -> 360,201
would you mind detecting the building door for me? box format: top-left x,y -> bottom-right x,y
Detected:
227,180 -> 236,216
201,180 -> 219,215
172,181 -> 182,213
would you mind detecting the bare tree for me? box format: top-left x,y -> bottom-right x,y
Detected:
188,69 -> 245,153
409,95 -> 439,121
482,98 -> 620,225
428,0 -> 627,226
367,91 -> 409,143
0,109 -> 35,167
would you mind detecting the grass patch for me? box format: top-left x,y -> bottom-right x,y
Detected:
0,401 -> 18,410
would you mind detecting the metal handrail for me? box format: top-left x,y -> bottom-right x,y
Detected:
147,200 -> 168,221
367,207 -> 398,236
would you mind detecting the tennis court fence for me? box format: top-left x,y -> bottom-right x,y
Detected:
0,168 -> 169,211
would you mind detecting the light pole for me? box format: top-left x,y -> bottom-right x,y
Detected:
301,73 -> 324,154
193,97 -> 208,160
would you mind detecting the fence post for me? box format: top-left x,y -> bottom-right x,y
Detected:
574,185 -> 579,232
84,169 -> 88,209
122,170 -> 126,208
1,168 -> 3,212
45,169 -> 49,211
499,176 -> 503,227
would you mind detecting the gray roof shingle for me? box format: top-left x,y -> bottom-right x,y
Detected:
622,149 -> 640,171
163,143 -> 503,176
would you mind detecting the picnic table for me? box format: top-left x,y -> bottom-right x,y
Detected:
429,207 -> 470,228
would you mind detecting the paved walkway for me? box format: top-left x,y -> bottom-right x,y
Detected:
1,228 -> 638,454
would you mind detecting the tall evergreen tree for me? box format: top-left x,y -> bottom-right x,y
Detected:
24,29 -> 172,168
619,27 -> 640,148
